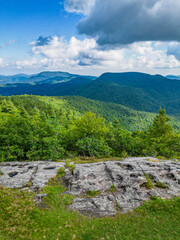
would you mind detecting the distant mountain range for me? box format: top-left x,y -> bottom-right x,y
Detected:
166,75 -> 180,80
0,71 -> 180,117
0,74 -> 31,84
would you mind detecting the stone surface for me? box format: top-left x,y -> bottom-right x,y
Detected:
0,161 -> 65,191
0,157 -> 180,217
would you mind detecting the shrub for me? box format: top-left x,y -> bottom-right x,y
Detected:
75,137 -> 112,157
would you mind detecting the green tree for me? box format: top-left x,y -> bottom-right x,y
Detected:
148,109 -> 173,138
145,108 -> 179,157
70,112 -> 109,140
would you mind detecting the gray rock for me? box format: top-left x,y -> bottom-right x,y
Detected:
0,157 -> 180,217
0,161 -> 65,190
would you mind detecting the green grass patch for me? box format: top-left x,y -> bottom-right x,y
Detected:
155,182 -> 167,189
57,167 -> 66,177
86,190 -> 101,198
109,184 -> 117,193
0,180 -> 180,240
67,156 -> 123,164
145,174 -> 154,189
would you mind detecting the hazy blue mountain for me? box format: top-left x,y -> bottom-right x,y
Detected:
22,71 -> 96,84
166,75 -> 180,80
0,74 -> 31,84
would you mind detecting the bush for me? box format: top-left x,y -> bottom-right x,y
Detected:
75,137 -> 112,157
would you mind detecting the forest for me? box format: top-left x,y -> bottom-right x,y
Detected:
0,95 -> 179,162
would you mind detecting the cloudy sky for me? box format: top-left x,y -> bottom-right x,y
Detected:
1,0 -> 180,76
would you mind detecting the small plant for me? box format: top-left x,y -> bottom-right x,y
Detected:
109,184 -> 116,193
0,169 -> 3,176
26,181 -> 32,187
121,150 -> 128,158
155,182 -> 167,189
117,203 -> 121,209
145,174 -> 154,189
65,160 -> 75,174
86,190 -> 101,198
150,196 -> 159,201
57,167 -> 66,177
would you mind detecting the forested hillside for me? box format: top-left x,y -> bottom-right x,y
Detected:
60,96 -> 180,131
0,95 -> 179,162
77,72 -> 180,115
1,71 -> 180,117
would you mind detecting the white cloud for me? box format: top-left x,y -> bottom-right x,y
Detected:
64,0 -> 95,14
167,42 -> 180,60
15,36 -> 180,75
130,42 -> 180,69
16,58 -> 38,69
0,58 -> 9,68
30,36 -> 125,69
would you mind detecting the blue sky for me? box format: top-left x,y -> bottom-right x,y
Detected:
0,1 -> 80,63
1,0 -> 180,76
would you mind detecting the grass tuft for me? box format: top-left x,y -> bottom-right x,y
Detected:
86,190 -> 101,198
145,174 -> 154,189
155,182 -> 167,189
109,184 -> 117,193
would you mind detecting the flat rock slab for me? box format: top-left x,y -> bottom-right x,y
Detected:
0,161 -> 65,190
0,157 -> 180,217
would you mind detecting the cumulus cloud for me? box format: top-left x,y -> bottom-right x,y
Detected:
30,36 -> 125,68
167,42 -> 180,60
76,0 -> 180,46
64,0 -> 95,14
15,36 -> 180,74
130,42 -> 180,69
0,58 -> 3,65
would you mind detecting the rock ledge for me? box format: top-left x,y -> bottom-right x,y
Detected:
0,157 -> 179,217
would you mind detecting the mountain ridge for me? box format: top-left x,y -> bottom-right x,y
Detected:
0,71 -> 180,117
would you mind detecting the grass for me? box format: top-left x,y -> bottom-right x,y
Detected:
65,161 -> 75,174
155,182 -> 167,189
86,190 -> 101,198
57,167 -> 66,177
61,156 -> 123,164
144,174 -> 154,189
109,184 -> 117,193
0,178 -> 180,240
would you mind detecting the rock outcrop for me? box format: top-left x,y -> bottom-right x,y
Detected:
0,157 -> 180,217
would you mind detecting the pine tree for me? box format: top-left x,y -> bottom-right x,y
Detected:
148,108 -> 173,138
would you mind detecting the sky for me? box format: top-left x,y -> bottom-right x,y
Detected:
1,0 -> 180,76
